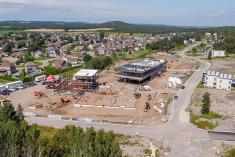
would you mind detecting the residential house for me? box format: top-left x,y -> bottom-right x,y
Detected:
33,50 -> 44,58
211,50 -> 225,57
95,46 -> 106,55
0,47 -> 4,58
59,45 -> 70,56
46,47 -> 59,57
0,61 -> 17,75
11,51 -> 23,59
25,62 -> 43,75
0,69 -> 8,76
202,70 -> 233,91
74,46 -> 84,51
204,46 -> 225,57
52,59 -> 68,70
69,52 -> 84,65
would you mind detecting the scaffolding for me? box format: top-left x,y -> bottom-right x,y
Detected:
55,69 -> 99,95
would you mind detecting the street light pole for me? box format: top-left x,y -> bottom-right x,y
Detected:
139,109 -> 141,127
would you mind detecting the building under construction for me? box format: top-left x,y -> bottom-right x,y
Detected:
116,59 -> 167,84
55,69 -> 99,95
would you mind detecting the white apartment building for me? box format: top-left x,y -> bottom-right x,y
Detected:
211,50 -> 225,57
203,71 -> 233,91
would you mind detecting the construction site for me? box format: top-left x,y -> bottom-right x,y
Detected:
116,59 -> 167,84
7,52 -> 199,126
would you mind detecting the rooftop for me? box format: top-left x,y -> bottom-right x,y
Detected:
74,69 -> 98,77
206,70 -> 232,80
121,59 -> 165,73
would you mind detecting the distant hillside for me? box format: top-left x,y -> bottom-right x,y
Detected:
0,21 -> 235,33
97,21 -> 201,33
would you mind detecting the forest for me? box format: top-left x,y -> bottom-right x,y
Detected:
0,103 -> 122,157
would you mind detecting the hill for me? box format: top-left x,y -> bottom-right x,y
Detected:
0,21 -> 235,33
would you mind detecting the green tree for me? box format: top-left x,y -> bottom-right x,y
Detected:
20,69 -> 26,81
83,54 -> 93,63
23,53 -> 35,63
17,40 -> 26,49
99,32 -> 105,41
44,66 -> 61,75
208,51 -> 212,60
201,92 -> 210,114
15,104 -> 24,123
4,42 -> 14,54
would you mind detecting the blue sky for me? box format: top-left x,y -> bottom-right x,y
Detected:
0,0 -> 235,26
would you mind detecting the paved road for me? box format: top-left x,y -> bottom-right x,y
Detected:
26,43 -> 214,157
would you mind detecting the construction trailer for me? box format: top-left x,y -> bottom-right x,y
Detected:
55,69 -> 99,95
5,81 -> 23,90
35,75 -> 47,82
116,59 -> 167,84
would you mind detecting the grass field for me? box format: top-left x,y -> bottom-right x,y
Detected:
0,29 -> 20,36
0,76 -> 18,84
34,56 -> 52,61
25,28 -> 114,33
190,112 -> 223,130
0,79 -> 12,84
61,66 -> 82,79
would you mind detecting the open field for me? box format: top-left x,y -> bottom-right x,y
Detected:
68,28 -> 114,32
190,58 -> 235,130
0,29 -> 20,36
25,29 -> 65,32
25,28 -> 114,32
8,53 -> 198,126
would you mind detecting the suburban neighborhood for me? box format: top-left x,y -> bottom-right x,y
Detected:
0,1 -> 235,157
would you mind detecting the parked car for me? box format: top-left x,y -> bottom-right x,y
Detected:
0,89 -> 11,96
8,88 -> 17,92
46,84 -> 57,89
15,86 -> 25,90
41,81 -> 47,85
174,95 -> 178,99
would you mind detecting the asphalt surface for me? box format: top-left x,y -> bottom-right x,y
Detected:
26,43 -> 215,157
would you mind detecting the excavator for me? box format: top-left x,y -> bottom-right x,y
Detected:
144,95 -> 152,112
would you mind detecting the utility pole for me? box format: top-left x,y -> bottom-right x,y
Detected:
139,109 -> 142,127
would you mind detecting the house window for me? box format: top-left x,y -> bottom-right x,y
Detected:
220,80 -> 222,83
206,77 -> 208,80
228,86 -> 230,89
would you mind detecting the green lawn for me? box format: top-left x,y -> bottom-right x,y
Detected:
0,29 -> 20,36
190,112 -> 223,130
196,81 -> 204,88
0,79 -> 12,84
222,148 -> 235,157
35,61 -> 43,66
0,76 -> 19,83
34,56 -> 52,61
61,66 -> 81,79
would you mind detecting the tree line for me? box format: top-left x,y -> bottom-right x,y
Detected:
146,36 -> 185,52
0,103 -> 122,157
